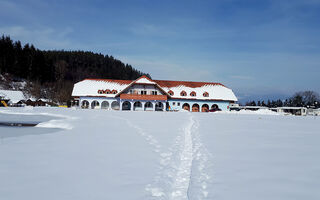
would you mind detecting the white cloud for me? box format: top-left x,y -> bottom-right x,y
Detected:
128,23 -> 178,37
116,56 -> 213,82
229,75 -> 254,80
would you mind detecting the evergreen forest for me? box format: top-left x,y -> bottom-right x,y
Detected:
0,35 -> 150,103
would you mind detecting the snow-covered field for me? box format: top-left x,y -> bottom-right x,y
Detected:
0,107 -> 319,200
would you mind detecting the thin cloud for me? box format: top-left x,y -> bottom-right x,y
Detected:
116,56 -> 213,81
229,75 -> 254,80
0,26 -> 73,50
128,23 -> 178,37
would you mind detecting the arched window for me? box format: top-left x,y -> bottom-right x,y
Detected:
98,90 -> 104,94
81,100 -> 89,109
201,104 -> 209,112
211,104 -> 219,110
111,101 -> 120,110
133,101 -> 143,111
144,102 -> 153,111
111,90 -> 118,94
190,91 -> 196,97
101,101 -> 109,109
168,90 -> 174,96
105,89 -> 111,94
203,92 -> 209,97
192,104 -> 199,112
180,91 -> 187,96
91,100 -> 100,109
122,101 -> 131,111
182,103 -> 190,111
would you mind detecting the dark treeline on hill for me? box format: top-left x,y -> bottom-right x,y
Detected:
0,35 -> 150,103
245,91 -> 320,108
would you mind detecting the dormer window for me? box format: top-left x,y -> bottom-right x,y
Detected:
180,91 -> 187,96
203,92 -> 209,97
98,90 -> 104,94
190,91 -> 196,97
111,90 -> 118,94
168,90 -> 174,96
105,89 -> 111,94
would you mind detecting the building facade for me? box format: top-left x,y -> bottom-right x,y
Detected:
72,75 -> 237,112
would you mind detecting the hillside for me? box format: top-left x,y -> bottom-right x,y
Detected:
0,35 -> 150,103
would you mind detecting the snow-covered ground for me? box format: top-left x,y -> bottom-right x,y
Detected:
0,107 -> 319,200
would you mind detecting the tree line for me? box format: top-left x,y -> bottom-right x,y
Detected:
0,35 -> 150,103
245,91 -> 320,108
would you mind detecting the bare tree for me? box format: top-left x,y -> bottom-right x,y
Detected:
292,91 -> 319,106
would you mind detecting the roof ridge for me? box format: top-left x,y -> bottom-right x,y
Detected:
80,77 -> 227,88
155,79 -> 223,84
84,78 -> 133,82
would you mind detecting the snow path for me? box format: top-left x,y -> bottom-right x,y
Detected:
144,113 -> 211,200
111,115 -> 162,153
98,113 -> 210,199
169,113 -> 195,199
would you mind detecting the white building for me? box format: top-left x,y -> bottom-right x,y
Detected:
0,90 -> 26,106
72,75 -> 237,112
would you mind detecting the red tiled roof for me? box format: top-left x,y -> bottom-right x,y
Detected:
154,80 -> 225,88
84,78 -> 132,85
83,77 -> 226,88
120,94 -> 167,101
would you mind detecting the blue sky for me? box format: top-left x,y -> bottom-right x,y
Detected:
1,0 -> 320,102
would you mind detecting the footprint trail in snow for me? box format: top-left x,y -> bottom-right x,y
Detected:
146,113 -> 211,200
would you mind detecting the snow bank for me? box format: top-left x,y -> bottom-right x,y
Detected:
217,109 -> 283,115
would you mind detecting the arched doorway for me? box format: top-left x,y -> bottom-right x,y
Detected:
192,104 -> 200,112
122,101 -> 131,111
101,101 -> 109,109
133,101 -> 142,111
144,102 -> 153,111
111,101 -> 120,110
211,104 -> 219,110
91,100 -> 100,109
182,103 -> 190,111
81,100 -> 89,109
155,102 -> 163,111
201,104 -> 209,112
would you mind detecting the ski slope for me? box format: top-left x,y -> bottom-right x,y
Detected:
0,107 -> 319,200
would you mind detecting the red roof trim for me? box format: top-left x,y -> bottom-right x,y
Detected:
82,77 -> 227,88
83,78 -> 132,85
134,75 -> 155,83
154,80 -> 226,88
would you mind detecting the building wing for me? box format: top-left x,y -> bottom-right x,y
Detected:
72,76 -> 237,102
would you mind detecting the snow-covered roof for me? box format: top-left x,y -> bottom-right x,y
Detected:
160,84 -> 237,101
72,76 -> 238,101
72,79 -> 131,97
0,90 -> 26,104
135,76 -> 156,84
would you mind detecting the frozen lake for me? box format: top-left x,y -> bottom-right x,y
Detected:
0,107 -> 319,200
0,112 -> 62,138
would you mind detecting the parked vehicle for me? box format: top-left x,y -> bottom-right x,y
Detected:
229,103 -> 240,111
